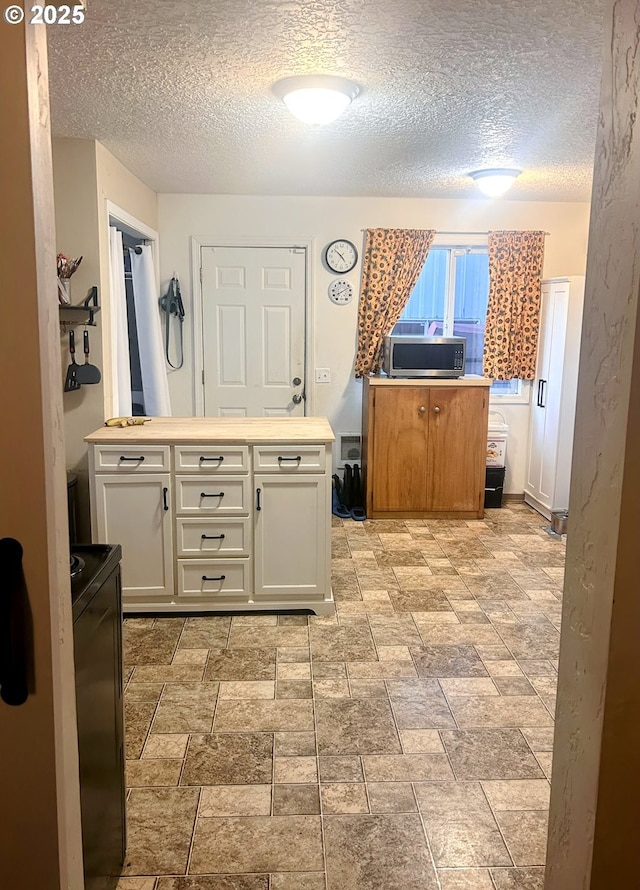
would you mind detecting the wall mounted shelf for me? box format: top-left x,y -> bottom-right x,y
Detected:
59,287 -> 100,327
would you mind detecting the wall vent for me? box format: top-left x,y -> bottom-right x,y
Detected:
337,433 -> 362,468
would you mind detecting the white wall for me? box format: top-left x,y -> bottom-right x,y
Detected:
53,138 -> 158,538
53,139 -> 102,471
158,194 -> 591,493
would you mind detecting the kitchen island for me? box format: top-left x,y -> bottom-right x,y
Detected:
86,417 -> 335,615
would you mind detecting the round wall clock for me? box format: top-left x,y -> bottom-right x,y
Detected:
324,239 -> 358,274
328,279 -> 354,305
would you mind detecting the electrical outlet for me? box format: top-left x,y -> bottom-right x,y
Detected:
315,368 -> 331,383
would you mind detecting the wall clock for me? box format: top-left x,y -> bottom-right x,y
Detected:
324,239 -> 358,274
328,279 -> 354,305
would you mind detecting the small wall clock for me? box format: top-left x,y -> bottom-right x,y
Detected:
324,239 -> 358,274
328,279 -> 354,305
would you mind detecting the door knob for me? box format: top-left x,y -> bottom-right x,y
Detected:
433,406 -> 441,414
418,406 -> 426,414
292,376 -> 302,386
292,393 -> 303,404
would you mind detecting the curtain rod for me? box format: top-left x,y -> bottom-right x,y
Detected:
360,229 -> 550,236
436,230 -> 551,236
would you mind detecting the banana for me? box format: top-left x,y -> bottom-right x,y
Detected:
105,416 -> 152,428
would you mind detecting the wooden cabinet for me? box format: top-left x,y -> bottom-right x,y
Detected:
524,276 -> 585,519
362,378 -> 490,519
87,418 -> 335,615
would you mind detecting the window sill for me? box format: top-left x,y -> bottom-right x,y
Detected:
489,381 -> 532,405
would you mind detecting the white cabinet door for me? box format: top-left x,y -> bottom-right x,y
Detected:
527,281 -> 566,508
525,277 -> 584,518
538,283 -> 569,503
93,474 -> 173,601
253,474 -> 327,600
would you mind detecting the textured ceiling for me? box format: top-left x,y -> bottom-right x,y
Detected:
47,0 -> 605,200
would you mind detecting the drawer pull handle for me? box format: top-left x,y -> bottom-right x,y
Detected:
200,492 -> 225,498
199,455 -> 224,462
162,487 -> 169,511
202,574 -> 226,582
278,455 -> 301,462
119,455 -> 145,462
201,534 -> 225,540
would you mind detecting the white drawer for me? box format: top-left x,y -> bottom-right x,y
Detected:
176,475 -> 249,515
177,558 -> 250,598
253,445 -> 326,472
176,518 -> 250,557
93,445 -> 170,473
174,445 -> 249,474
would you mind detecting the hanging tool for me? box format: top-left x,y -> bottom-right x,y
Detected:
159,275 -> 185,369
64,330 -> 81,392
74,329 -> 101,384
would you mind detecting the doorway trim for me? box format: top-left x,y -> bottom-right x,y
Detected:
104,201 -> 160,418
190,237 -> 316,417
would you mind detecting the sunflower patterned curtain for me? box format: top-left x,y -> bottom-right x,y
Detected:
354,228 -> 436,377
482,230 -> 546,381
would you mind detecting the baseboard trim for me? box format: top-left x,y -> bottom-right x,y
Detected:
503,493 -> 525,502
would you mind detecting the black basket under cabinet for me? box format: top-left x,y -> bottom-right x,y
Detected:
484,466 -> 506,509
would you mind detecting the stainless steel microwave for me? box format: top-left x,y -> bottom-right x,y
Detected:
382,335 -> 466,378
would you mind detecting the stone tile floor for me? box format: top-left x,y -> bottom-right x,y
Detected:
117,503 -> 563,890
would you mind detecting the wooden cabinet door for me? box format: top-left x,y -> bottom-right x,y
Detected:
427,386 -> 487,513
93,474 -> 174,602
253,474 -> 327,600
371,386 -> 430,512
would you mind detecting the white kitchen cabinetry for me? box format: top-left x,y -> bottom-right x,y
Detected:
91,470 -> 173,601
254,473 -> 327,600
524,276 -> 585,519
86,418 -> 335,615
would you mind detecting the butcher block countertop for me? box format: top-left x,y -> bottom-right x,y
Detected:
367,376 -> 492,387
85,416 -> 335,445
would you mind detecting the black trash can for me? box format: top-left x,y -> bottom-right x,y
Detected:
485,466 -> 506,508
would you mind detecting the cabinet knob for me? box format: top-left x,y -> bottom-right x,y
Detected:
418,406 -> 426,414
433,406 -> 441,414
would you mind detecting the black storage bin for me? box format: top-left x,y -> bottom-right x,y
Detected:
485,466 -> 506,508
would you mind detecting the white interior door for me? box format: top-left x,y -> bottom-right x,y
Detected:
201,245 -> 306,417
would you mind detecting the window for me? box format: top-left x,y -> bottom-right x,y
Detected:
396,247 -> 525,399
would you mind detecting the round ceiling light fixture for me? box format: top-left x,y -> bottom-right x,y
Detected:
273,75 -> 360,125
469,168 -> 522,198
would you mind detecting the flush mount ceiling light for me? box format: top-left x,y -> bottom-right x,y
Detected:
469,168 -> 522,198
273,75 -> 360,125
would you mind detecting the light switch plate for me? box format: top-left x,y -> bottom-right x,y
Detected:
315,368 -> 331,383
